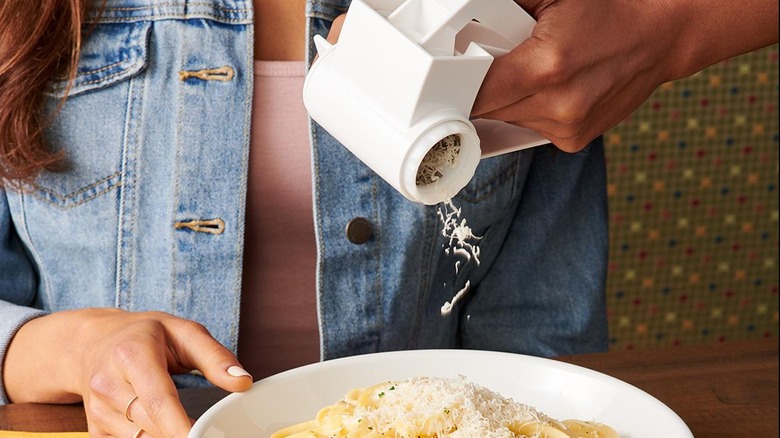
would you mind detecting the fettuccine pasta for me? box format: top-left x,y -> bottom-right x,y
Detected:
271,376 -> 619,438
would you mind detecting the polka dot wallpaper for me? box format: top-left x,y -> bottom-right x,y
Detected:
604,45 -> 778,350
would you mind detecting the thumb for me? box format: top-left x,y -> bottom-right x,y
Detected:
326,13 -> 347,45
165,319 -> 254,393
313,14 -> 346,63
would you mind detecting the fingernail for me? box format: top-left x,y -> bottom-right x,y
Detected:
227,365 -> 252,378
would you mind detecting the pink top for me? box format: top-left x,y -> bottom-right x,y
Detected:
237,60 -> 320,380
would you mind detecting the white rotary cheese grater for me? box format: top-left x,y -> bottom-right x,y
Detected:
303,0 -> 549,204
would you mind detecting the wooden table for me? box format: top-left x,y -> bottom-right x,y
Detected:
556,338 -> 778,437
1,338 -> 777,437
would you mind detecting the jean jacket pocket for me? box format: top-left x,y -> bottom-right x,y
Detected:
33,21 -> 151,209
46,21 -> 151,99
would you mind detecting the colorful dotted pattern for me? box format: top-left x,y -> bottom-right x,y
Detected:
605,45 -> 779,350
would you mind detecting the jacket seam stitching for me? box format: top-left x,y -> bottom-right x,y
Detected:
98,3 -> 251,13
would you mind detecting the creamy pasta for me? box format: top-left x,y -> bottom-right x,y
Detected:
270,375 -> 619,438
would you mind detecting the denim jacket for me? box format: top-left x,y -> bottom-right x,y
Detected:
0,0 -> 609,403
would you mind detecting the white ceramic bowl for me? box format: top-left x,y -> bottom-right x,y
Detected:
189,349 -> 693,438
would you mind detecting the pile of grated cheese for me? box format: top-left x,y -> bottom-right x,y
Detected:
349,376 -> 551,438
416,134 -> 462,186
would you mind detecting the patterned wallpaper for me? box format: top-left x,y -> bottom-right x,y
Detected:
604,45 -> 779,350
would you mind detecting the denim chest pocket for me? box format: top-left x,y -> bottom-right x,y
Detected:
47,21 -> 151,99
34,21 -> 151,208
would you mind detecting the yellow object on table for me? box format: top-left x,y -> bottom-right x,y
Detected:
0,432 -> 89,438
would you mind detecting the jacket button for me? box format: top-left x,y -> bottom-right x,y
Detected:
346,217 -> 373,244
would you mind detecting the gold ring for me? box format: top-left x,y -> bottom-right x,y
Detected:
132,428 -> 144,438
124,395 -> 139,422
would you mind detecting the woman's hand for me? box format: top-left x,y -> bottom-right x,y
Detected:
4,308 -> 252,438
472,0 -> 778,152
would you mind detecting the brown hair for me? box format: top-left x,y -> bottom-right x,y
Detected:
0,0 -> 88,186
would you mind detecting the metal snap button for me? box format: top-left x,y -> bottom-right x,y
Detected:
345,217 -> 373,244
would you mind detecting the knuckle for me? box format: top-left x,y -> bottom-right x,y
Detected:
112,338 -> 145,369
535,45 -> 572,83
87,370 -> 115,397
146,310 -> 174,321
175,318 -> 213,342
548,100 -> 586,126
552,123 -> 583,140
554,138 -> 589,153
141,391 -> 173,424
184,319 -> 211,335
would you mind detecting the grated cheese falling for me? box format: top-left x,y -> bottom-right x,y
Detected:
441,280 -> 471,315
437,199 -> 482,315
438,199 -> 481,267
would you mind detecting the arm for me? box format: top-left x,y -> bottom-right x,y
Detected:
5,309 -> 254,437
674,0 -> 779,73
472,0 -> 779,152
0,186 -> 47,405
0,303 -> 47,404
